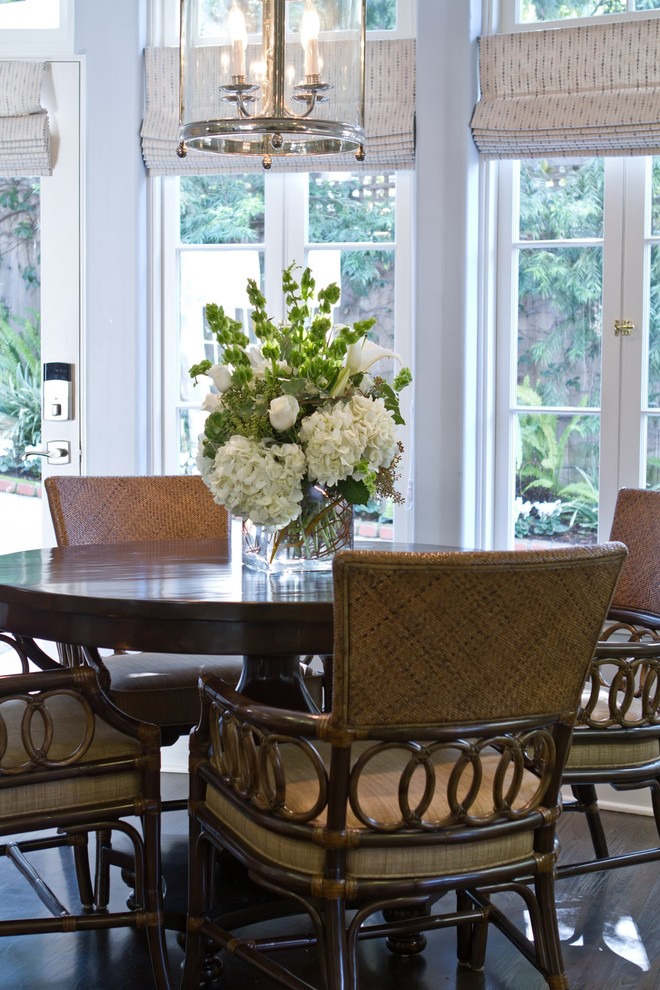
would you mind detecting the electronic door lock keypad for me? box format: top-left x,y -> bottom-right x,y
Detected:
43,363 -> 73,421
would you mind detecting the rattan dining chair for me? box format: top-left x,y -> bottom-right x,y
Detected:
560,488 -> 660,878
44,474 -> 245,746
0,663 -> 172,989
181,543 -> 625,990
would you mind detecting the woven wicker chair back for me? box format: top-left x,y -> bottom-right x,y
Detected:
45,475 -> 228,546
608,488 -> 660,616
331,544 -> 626,730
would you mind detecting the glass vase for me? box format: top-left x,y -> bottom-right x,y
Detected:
242,485 -> 353,572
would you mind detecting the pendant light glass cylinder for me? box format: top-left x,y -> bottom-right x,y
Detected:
178,0 -> 366,168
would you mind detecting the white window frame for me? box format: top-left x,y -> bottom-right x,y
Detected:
154,0 -> 416,44
0,0 -> 74,56
500,0 -> 660,31
154,166 -> 414,540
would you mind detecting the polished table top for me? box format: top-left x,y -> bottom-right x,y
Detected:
0,536 -> 454,659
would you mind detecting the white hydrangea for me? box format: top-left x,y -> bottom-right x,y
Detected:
205,435 -> 306,528
299,395 -> 397,487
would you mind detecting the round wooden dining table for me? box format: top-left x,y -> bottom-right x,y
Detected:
0,535 -> 341,707
0,534 -> 454,706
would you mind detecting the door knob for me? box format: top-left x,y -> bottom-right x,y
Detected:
23,441 -> 70,465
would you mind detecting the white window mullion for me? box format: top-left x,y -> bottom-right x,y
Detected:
282,172 -> 308,291
597,158 -> 626,537
493,159 -> 518,548
158,175 -> 182,475
618,157 -> 650,488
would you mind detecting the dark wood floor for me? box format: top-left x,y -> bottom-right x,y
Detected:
1,774 -> 660,990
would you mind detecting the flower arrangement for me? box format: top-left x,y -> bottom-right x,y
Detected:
190,264 -> 412,565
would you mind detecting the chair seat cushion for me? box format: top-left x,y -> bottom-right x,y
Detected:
204,741 -> 544,881
0,693 -> 144,825
567,688 -> 660,771
106,653 -> 243,729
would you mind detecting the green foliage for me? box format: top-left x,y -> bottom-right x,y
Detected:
180,175 -> 265,245
0,310 -> 41,480
521,0 -> 626,20
520,160 -> 603,240
516,379 -> 595,496
0,364 -> 41,480
366,0 -> 396,29
308,173 -> 395,244
0,178 -> 39,277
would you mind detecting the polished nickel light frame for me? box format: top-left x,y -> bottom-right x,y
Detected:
178,0 -> 366,169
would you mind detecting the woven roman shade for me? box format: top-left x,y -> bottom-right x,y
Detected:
141,40 -> 415,174
471,16 -> 660,159
0,61 -> 51,176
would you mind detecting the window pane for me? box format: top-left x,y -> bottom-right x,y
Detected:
200,0 -> 397,34
649,244 -> 660,410
199,0 -> 263,36
518,246 -> 602,407
519,160 -> 603,241
652,160 -> 660,237
306,247 -> 395,369
514,412 -> 600,545
179,407 -> 209,475
647,415 -> 660,489
0,177 -> 41,492
520,1 -> 625,21
180,175 -> 265,245
366,0 -> 397,30
178,248 -> 264,403
308,172 -> 395,244
0,0 -> 59,29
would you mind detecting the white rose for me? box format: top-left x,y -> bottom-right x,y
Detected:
208,364 -> 233,392
268,394 -> 300,432
201,392 -> 223,413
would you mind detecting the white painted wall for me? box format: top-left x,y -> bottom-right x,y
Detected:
72,2 -> 484,547
74,0 -> 150,475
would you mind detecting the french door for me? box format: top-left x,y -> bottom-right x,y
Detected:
0,60 -> 81,553
495,156 -> 660,548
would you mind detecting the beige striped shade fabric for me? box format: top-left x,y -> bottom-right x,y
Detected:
471,16 -> 660,159
141,40 -> 416,174
0,62 -> 51,176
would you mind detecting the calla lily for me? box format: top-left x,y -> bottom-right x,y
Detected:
330,337 -> 403,397
246,344 -> 267,376
346,338 -> 402,375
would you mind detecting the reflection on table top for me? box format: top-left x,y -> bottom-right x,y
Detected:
0,536 -> 458,656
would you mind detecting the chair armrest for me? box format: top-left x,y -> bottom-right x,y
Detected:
198,671 -> 325,738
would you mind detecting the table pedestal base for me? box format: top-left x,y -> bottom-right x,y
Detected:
237,655 -> 319,711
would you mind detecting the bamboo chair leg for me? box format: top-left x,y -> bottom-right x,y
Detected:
456,890 -> 487,970
71,833 -> 95,911
534,871 -> 569,990
571,784 -> 609,859
181,830 -> 215,990
142,812 -> 173,990
324,899 -> 352,990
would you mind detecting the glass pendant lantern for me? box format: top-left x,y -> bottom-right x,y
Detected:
178,0 -> 366,169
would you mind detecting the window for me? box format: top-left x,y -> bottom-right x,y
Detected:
154,0 -> 415,539
0,0 -> 73,54
495,156 -> 660,547
163,167 -> 413,541
518,0 -> 660,23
